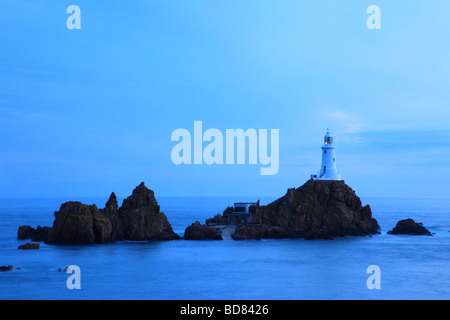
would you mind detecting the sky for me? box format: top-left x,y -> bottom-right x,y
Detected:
0,0 -> 450,199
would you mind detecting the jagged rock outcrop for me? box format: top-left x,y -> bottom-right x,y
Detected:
387,219 -> 432,236
118,183 -> 180,241
231,180 -> 380,240
100,192 -> 123,241
184,221 -> 223,240
45,183 -> 180,244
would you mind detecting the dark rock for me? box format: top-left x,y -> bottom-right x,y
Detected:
17,225 -> 36,239
0,265 -> 13,271
184,221 -> 223,240
93,216 -> 113,243
18,242 -> 40,249
32,226 -> 51,241
118,182 -> 181,241
100,192 -> 123,241
45,182 -> 180,244
46,202 -> 99,244
387,219 -> 432,236
232,180 -> 380,240
18,225 -> 51,241
57,266 -> 70,272
206,214 -> 227,226
206,207 -> 233,226
230,233 -> 247,240
231,233 -> 261,240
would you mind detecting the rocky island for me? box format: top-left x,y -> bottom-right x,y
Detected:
190,179 -> 381,240
43,182 -> 180,244
387,218 -> 432,236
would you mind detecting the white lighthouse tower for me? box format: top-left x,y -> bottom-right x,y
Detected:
311,129 -> 342,181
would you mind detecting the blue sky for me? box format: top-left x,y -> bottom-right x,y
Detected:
1,1 -> 450,198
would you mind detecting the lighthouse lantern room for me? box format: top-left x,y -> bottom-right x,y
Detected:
311,129 -> 342,181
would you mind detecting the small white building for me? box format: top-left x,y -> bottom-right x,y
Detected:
311,129 -> 342,181
228,202 -> 257,224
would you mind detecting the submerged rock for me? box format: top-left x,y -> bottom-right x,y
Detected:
387,219 -> 432,236
45,182 -> 181,244
184,221 -> 223,240
231,180 -> 380,240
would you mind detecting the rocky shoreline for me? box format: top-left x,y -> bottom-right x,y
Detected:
16,180 -> 433,245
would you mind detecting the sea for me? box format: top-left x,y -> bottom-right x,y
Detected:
0,196 -> 449,300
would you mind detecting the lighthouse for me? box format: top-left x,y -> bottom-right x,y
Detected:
311,129 -> 342,181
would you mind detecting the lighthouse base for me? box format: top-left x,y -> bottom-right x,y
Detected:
311,173 -> 342,181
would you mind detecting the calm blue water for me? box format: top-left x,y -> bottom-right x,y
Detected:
1,196 -> 449,300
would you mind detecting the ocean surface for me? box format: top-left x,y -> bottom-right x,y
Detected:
1,195 -> 449,300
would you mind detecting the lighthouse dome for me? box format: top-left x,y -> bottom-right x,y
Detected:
324,129 -> 334,145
